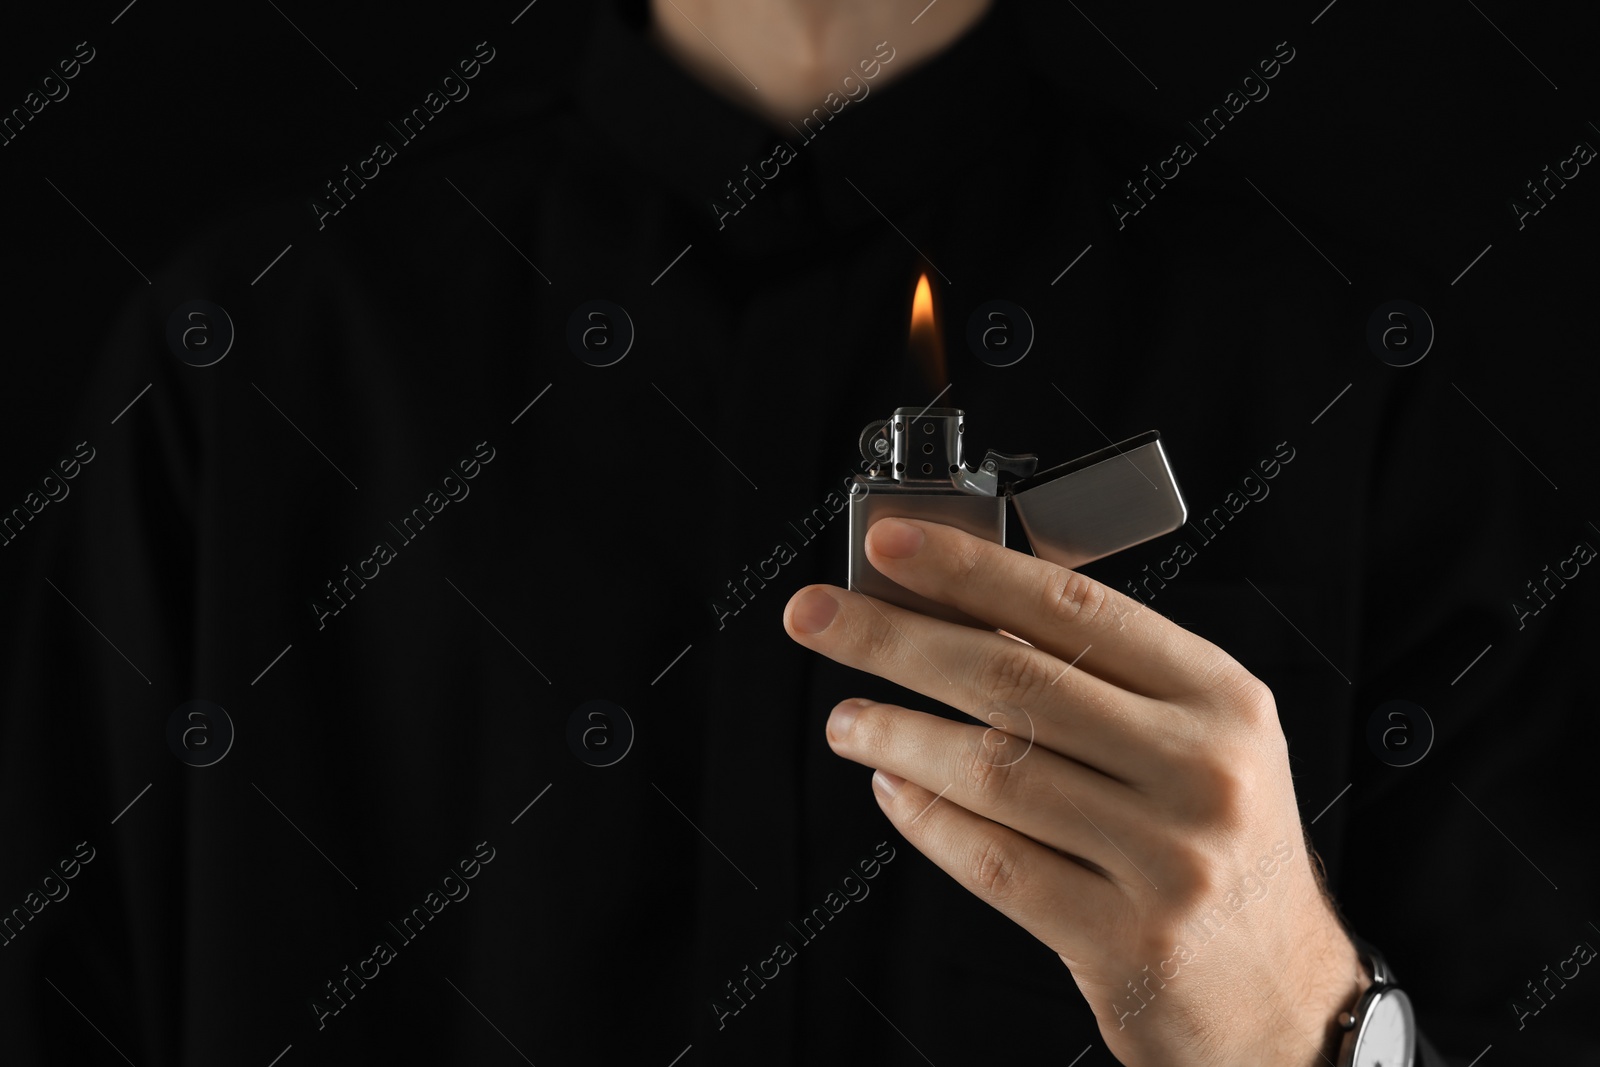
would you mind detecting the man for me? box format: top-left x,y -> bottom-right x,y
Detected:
2,1 -> 1592,1063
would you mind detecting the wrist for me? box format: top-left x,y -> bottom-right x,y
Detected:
1318,939 -> 1373,1064
1272,903 -> 1368,1067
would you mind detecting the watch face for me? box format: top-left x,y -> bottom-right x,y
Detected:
1354,989 -> 1415,1067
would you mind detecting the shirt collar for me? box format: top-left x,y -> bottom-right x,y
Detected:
577,0 -> 1041,251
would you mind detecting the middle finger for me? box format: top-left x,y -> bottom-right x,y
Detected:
785,583 -> 1169,785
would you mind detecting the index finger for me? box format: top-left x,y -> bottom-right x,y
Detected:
864,517 -> 1229,700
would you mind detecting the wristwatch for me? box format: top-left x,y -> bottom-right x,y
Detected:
1336,938 -> 1416,1067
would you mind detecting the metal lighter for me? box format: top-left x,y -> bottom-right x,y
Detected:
848,407 -> 1187,626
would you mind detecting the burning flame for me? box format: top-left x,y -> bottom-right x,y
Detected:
908,272 -> 946,392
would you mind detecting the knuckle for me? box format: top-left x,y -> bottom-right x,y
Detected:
857,605 -> 907,670
967,836 -> 1025,903
1208,763 -> 1256,828
952,537 -> 986,584
1232,676 -> 1278,727
960,732 -> 1019,806
974,640 -> 1053,711
1162,840 -> 1219,905
1043,568 -> 1107,628
1198,654 -> 1275,722
1178,750 -> 1257,832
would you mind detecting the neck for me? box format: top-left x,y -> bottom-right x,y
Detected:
648,0 -> 994,125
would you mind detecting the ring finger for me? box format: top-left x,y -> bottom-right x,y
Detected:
827,697 -> 1154,889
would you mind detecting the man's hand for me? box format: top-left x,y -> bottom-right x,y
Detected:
782,517 -> 1367,1067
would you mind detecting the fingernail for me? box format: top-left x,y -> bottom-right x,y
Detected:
870,518 -> 924,559
826,700 -> 862,741
872,770 -> 903,798
791,588 -> 840,634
